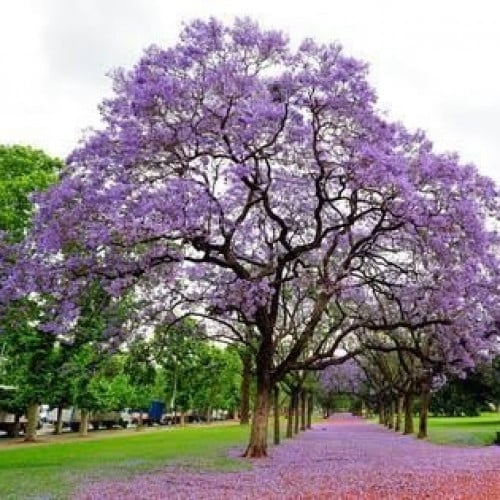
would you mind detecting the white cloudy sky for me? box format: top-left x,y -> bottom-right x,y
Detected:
1,0 -> 499,182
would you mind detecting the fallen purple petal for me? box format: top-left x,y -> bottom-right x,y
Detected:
75,415 -> 500,499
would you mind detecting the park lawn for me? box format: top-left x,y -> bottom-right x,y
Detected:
0,423 -> 251,500
370,412 -> 500,446
424,413 -> 500,446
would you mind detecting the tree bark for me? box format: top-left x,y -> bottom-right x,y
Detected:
395,396 -> 402,432
293,390 -> 300,435
24,402 -> 39,442
180,410 -> 186,427
55,405 -> 64,435
307,394 -> 313,429
244,374 -> 271,457
418,384 -> 431,439
79,409 -> 89,437
239,350 -> 252,425
300,391 -> 307,431
13,413 -> 21,438
243,327 -> 275,458
383,400 -> 391,427
135,411 -> 144,431
378,400 -> 385,425
286,394 -> 293,438
387,400 -> 394,429
273,385 -> 280,445
403,392 -> 414,434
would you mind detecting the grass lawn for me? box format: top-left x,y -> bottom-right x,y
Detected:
424,413 -> 500,446
371,412 -> 500,446
0,423 -> 250,500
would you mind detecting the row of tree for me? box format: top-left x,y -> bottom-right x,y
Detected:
1,309 -> 242,438
318,347 -> 500,438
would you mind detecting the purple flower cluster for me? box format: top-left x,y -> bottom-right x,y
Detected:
76,416 -> 500,499
319,359 -> 365,394
4,17 -> 498,349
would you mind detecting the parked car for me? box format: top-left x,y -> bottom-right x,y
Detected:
0,385 -> 42,437
46,407 -> 130,432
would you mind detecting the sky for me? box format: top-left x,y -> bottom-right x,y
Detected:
1,0 -> 499,183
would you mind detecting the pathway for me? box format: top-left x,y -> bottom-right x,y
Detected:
77,414 -> 500,499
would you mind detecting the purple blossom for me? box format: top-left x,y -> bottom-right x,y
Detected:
75,416 -> 500,499
2,17 -> 500,456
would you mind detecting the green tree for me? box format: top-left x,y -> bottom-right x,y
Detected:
151,320 -> 201,424
0,145 -> 61,241
57,282 -> 135,435
191,345 -> 241,421
0,145 -> 61,440
123,339 -> 158,428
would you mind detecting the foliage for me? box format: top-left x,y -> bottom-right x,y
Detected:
0,145 -> 61,413
0,144 -> 61,241
430,358 -> 500,417
190,344 -> 242,414
150,319 -> 241,415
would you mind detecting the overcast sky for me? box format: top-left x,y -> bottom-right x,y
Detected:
1,0 -> 499,183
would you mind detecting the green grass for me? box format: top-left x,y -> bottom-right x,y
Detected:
424,413 -> 500,446
0,424 -> 250,500
371,412 -> 500,446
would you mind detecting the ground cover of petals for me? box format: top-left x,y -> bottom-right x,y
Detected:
76,415 -> 500,499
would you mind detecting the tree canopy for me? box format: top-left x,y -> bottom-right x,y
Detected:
0,145 -> 61,241
2,18 -> 499,456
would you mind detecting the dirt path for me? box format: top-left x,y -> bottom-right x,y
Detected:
77,415 -> 500,499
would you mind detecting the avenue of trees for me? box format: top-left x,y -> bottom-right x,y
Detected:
1,19 -> 499,456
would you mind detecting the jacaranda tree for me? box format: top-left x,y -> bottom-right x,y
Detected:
4,18 -> 499,456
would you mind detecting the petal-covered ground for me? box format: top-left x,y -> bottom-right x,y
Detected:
76,415 -> 500,499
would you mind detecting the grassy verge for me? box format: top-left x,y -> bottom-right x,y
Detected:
0,423 -> 250,499
370,412 -> 500,446
424,413 -> 500,446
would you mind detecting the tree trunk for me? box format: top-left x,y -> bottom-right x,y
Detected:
244,375 -> 271,457
135,411 -> 144,431
24,402 -> 39,442
387,400 -> 394,429
243,330 -> 275,458
300,391 -> 307,431
206,407 -> 212,424
403,393 -> 414,434
180,410 -> 186,426
293,390 -> 300,435
273,385 -> 280,445
55,405 -> 64,435
307,394 -> 313,429
239,350 -> 252,425
13,413 -> 21,438
418,385 -> 431,439
286,394 -> 293,438
378,400 -> 385,425
79,409 -> 89,437
384,401 -> 391,427
395,397 -> 402,432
